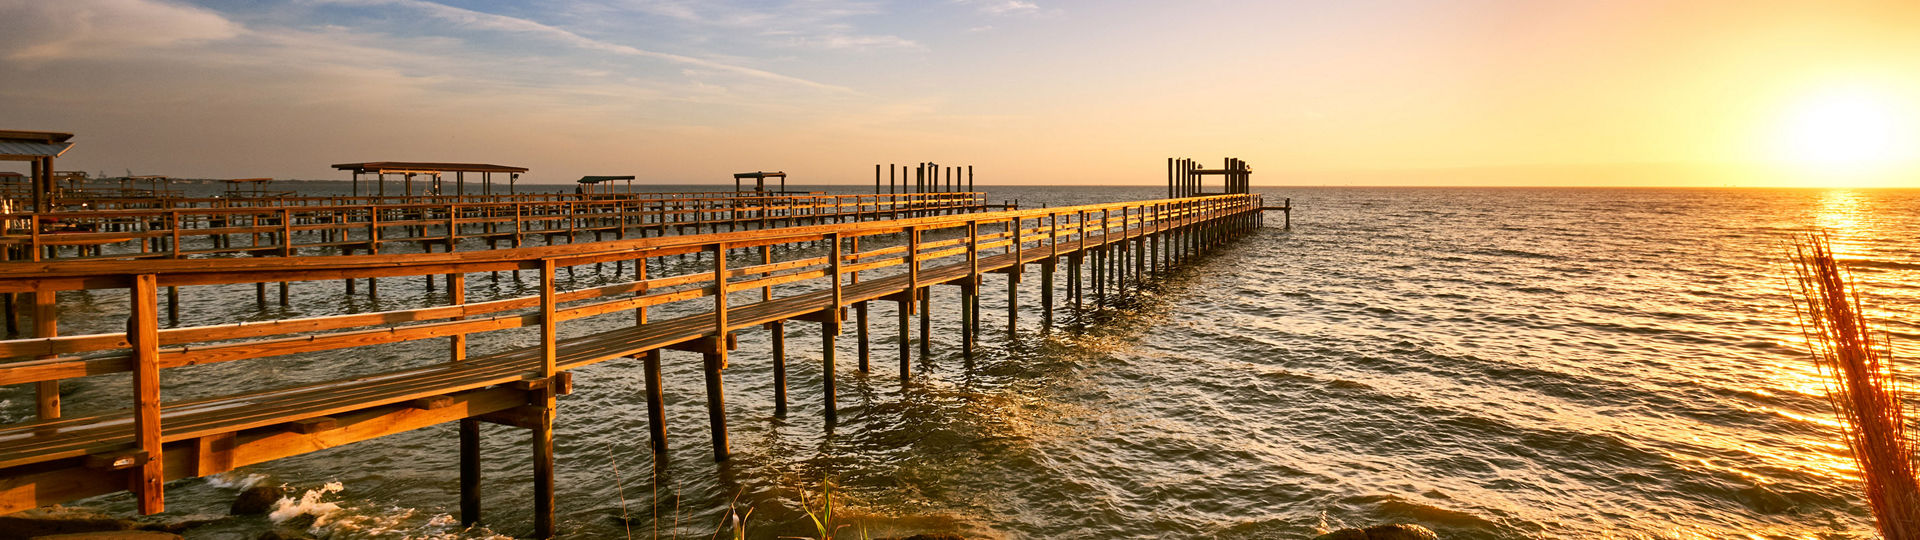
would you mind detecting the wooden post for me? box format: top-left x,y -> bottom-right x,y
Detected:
446,268 -> 479,525
166,286 -> 180,326
851,233 -> 869,371
902,227 -> 918,379
460,415 -> 481,525
918,283 -> 932,359
856,302 -> 870,372
1008,217 -> 1022,335
822,321 -> 837,424
771,321 -> 787,417
532,382 -> 556,539
962,221 -> 977,360
641,345 -> 664,455
706,243 -> 730,462
33,289 -> 58,419
130,274 -> 164,513
540,259 -> 558,378
823,232 -> 844,420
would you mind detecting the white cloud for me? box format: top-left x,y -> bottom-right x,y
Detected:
959,0 -> 1042,16
592,0 -> 919,51
310,0 -> 855,92
0,0 -> 242,61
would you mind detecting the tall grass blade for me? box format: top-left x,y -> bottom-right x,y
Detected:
610,443 -> 632,540
1790,234 -> 1920,539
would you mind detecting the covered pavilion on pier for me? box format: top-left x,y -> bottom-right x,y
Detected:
0,130 -> 75,212
332,162 -> 529,197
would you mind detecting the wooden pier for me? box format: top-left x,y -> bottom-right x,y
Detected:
0,190 -> 1265,536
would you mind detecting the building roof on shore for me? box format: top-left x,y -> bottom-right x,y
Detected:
576,175 -> 635,184
331,162 -> 528,174
0,130 -> 75,160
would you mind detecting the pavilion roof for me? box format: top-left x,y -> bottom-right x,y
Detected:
0,130 -> 75,160
577,175 -> 635,184
332,162 -> 528,174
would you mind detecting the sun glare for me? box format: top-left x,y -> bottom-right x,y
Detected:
1773,86 -> 1916,179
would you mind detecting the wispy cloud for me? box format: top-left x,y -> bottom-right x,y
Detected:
957,0 -> 1043,16
311,0 -> 855,92
587,0 -> 919,51
0,0 -> 241,61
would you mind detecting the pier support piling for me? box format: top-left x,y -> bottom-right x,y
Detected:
643,350 -> 667,456
702,350 -> 730,462
771,321 -> 787,417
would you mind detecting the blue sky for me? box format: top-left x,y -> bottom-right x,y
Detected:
2,1 -> 1917,186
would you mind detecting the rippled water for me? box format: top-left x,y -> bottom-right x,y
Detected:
6,185 -> 1918,539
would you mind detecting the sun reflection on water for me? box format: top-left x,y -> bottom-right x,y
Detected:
1813,189 -> 1872,257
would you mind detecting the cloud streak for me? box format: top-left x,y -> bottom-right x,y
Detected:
957,0 -> 1043,16
0,0 -> 241,61
312,0 -> 855,92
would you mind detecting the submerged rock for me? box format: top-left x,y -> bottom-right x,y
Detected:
1312,523 -> 1439,540
231,485 -> 284,515
0,507 -> 134,540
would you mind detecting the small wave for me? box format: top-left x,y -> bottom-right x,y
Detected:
1841,259 -> 1920,271
1476,248 -> 1560,260
269,482 -> 345,526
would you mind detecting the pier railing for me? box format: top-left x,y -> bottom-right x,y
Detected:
0,191 -> 987,261
17,190 -> 827,211
0,193 -> 1266,534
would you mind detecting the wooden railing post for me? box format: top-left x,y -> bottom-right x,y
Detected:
705,242 -> 730,461
33,288 -> 57,420
129,274 -> 164,513
532,257 -> 558,540
825,232 -> 843,423
901,226 -> 918,380
29,215 -> 40,262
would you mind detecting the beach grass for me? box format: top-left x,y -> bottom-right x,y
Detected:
1789,234 -> 1920,539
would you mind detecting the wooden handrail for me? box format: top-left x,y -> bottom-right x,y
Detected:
0,194 -> 1250,287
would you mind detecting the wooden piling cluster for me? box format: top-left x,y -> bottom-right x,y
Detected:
875,163 -> 974,195
1168,157 -> 1251,197
0,191 -> 1263,537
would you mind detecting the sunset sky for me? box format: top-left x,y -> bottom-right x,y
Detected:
2,1 -> 1917,187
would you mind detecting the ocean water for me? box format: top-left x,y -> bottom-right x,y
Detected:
3,185 -> 1914,539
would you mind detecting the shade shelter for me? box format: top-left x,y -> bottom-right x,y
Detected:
576,175 -> 635,195
222,178 -> 286,198
120,175 -> 178,197
332,162 -> 529,197
52,171 -> 90,194
732,171 -> 786,194
0,130 -> 75,212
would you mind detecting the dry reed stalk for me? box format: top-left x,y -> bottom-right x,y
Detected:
610,443 -> 632,540
1790,234 -> 1920,539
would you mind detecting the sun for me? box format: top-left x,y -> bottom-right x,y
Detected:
1772,86 -> 1916,178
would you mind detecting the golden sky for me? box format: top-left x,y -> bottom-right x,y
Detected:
1,0 -> 1916,186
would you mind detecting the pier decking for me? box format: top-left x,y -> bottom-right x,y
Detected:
0,192 -> 1265,536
